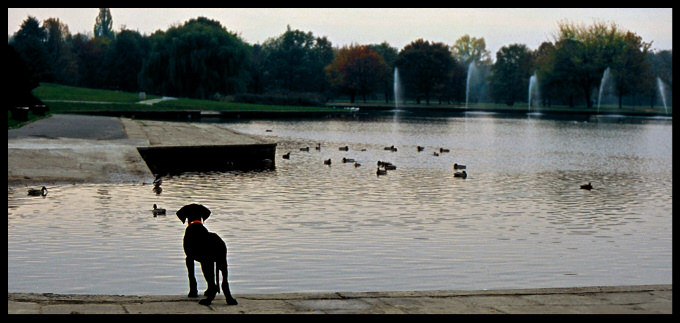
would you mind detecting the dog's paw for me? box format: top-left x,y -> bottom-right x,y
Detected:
198,298 -> 213,306
226,297 -> 238,306
188,291 -> 198,298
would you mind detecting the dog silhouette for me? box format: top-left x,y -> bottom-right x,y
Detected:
176,204 -> 237,306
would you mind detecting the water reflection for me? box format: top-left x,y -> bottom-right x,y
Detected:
8,114 -> 672,295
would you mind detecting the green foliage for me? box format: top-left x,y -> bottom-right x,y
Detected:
490,44 -> 533,105
260,25 -> 333,94
8,13 -> 672,109
396,39 -> 455,104
94,8 -> 114,40
139,17 -> 250,99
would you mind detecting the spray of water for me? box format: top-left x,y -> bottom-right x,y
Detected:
394,68 -> 403,110
597,67 -> 611,113
657,77 -> 668,115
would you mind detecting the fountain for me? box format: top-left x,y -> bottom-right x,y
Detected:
394,67 -> 403,110
465,63 -> 477,109
528,73 -> 539,112
657,77 -> 668,115
597,67 -> 611,113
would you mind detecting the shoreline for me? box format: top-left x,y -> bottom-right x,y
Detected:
8,284 -> 673,314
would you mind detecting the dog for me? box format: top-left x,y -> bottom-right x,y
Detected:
176,203 -> 238,306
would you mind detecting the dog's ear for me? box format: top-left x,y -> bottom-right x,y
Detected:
176,203 -> 211,223
176,210 -> 187,224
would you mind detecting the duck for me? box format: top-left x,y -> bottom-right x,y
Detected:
376,168 -> 387,176
324,159 -> 332,166
282,152 -> 291,159
315,143 -> 321,151
27,186 -> 47,196
342,157 -> 355,163
440,148 -> 450,153
580,182 -> 593,190
417,146 -> 425,152
453,163 -> 466,170
339,146 -> 349,151
433,152 -> 439,156
384,164 -> 397,170
454,171 -> 467,179
300,147 -> 310,152
152,204 -> 166,217
153,174 -> 162,186
153,185 -> 163,194
354,162 -> 361,167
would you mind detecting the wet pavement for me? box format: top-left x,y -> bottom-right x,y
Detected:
7,285 -> 673,314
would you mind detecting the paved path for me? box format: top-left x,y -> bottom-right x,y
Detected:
7,114 -> 270,185
8,285 -> 672,314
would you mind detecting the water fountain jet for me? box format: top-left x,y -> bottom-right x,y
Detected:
528,73 -> 538,113
394,67 -> 403,110
657,77 -> 668,115
597,67 -> 611,113
465,63 -> 477,109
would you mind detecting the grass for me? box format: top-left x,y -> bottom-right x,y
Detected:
9,83 -> 671,129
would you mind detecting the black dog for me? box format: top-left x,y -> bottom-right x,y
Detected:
176,204 -> 238,306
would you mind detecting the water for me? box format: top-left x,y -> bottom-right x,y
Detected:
394,68 -> 403,110
598,67 -> 611,112
528,73 -> 538,112
8,112 -> 673,295
465,63 -> 477,109
657,77 -> 668,115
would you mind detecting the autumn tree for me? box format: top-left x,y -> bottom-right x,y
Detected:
325,44 -> 390,103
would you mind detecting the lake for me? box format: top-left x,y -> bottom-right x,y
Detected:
7,111 -> 672,295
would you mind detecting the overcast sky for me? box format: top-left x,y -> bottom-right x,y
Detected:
8,8 -> 673,55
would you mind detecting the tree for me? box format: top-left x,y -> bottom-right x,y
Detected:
104,29 -> 148,91
9,16 -> 52,83
139,17 -> 250,99
94,8 -> 114,40
325,44 -> 390,103
452,35 -> 492,104
396,39 -> 455,105
43,18 -> 78,85
451,34 -> 491,68
610,31 -> 652,108
551,20 -> 634,108
261,25 -> 332,94
369,42 -> 398,103
490,44 -> 533,106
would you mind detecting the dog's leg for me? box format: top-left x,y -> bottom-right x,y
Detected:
198,261 -> 218,306
186,257 -> 198,297
218,260 -> 238,305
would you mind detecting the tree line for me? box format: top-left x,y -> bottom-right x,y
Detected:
8,9 -> 672,109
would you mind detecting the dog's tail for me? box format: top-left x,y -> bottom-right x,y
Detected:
215,264 -> 221,294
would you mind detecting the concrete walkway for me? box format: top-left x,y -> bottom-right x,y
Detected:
8,285 -> 672,314
8,114 -> 271,185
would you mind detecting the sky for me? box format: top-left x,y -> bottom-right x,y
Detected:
8,8 -> 673,56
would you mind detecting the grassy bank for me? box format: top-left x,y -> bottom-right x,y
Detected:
10,83 -> 672,129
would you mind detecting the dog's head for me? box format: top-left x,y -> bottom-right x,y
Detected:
176,203 -> 211,224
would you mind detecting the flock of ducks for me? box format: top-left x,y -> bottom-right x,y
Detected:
282,143 -> 469,178
279,143 -> 595,189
